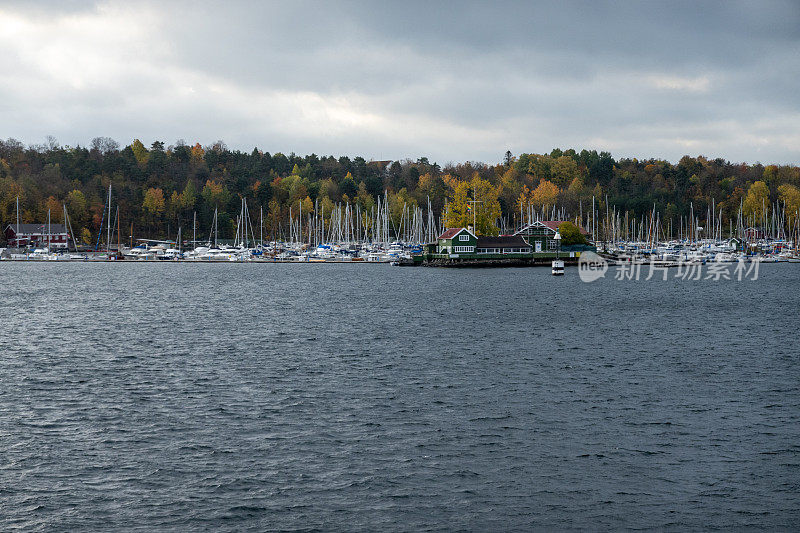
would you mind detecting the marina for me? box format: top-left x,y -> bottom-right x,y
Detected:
4,191 -> 798,266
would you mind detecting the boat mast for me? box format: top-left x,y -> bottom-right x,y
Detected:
47,208 -> 51,252
63,204 -> 71,251
106,184 -> 112,255
16,196 -> 20,248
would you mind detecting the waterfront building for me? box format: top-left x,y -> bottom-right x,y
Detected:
431,228 -> 531,258
4,223 -> 70,249
434,227 -> 478,255
475,235 -> 531,255
423,223 -> 594,265
513,220 -> 590,252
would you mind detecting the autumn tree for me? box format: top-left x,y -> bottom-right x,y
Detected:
778,184 -> 800,225
300,196 -> 314,216
355,181 -> 375,211
0,177 -> 24,223
340,172 -> 357,199
531,180 -> 560,211
131,139 -> 150,167
743,181 -> 770,221
44,196 -> 61,218
202,180 -> 230,207
65,189 -> 88,229
566,176 -> 585,201
551,155 -> 580,188
180,180 -> 197,212
443,180 -> 471,230
516,185 -> 532,215
167,190 -> 181,219
469,175 -> 500,235
443,174 -> 501,235
142,187 -> 165,232
143,188 -> 165,214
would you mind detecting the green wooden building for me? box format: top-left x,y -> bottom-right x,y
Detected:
429,227 -> 531,259
513,220 -> 591,252
434,227 -> 478,256
422,222 -> 593,265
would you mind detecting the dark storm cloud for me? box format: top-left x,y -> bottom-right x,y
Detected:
0,0 -> 797,163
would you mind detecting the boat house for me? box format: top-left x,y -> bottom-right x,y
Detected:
432,228 -> 531,257
513,220 -> 590,252
475,235 -> 531,255
4,223 -> 70,249
422,223 -> 593,265
434,227 -> 478,255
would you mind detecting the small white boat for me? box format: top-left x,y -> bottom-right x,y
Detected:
552,259 -> 564,275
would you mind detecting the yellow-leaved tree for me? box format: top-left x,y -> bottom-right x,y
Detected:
443,180 -> 470,229
443,173 -> 501,235
131,139 -> 150,167
516,185 -> 532,214
142,187 -> 165,233
550,155 -> 580,188
743,181 -> 770,221
300,196 -> 314,216
531,179 -> 560,211
778,184 -> 800,226
142,187 -> 165,215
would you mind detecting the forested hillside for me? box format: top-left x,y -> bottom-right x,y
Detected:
1,137 -> 798,242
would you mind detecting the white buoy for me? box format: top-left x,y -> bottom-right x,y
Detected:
552,228 -> 564,275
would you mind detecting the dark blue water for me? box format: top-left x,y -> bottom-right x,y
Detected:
1,263 -> 798,531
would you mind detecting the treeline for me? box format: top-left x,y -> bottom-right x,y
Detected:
1,137 -> 799,242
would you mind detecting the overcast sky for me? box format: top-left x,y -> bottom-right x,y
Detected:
1,1 -> 798,165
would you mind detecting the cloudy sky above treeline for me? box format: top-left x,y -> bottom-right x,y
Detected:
1,0 -> 798,165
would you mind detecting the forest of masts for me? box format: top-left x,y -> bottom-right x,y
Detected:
204,192 -> 443,248
225,193 -> 799,250
579,197 -> 800,249
40,187 -> 799,251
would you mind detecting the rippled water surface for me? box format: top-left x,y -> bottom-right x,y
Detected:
1,262 -> 799,531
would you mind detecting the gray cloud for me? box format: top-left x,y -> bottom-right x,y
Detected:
0,0 -> 797,164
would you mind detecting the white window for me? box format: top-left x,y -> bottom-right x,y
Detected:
459,234 -> 470,241
548,240 -> 558,249
453,246 -> 474,253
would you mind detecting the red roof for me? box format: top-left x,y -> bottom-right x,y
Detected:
438,228 -> 474,240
